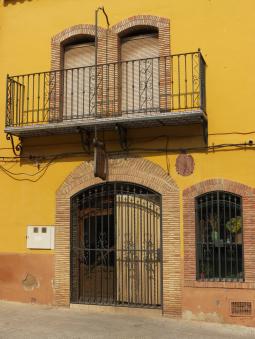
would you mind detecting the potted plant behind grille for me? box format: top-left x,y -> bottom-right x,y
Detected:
209,214 -> 224,247
225,216 -> 242,244
209,214 -> 219,242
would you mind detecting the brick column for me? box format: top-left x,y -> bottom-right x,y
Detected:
97,30 -> 119,116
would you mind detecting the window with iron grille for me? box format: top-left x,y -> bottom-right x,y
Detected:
195,191 -> 243,281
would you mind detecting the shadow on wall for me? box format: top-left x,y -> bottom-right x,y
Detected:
3,0 -> 32,6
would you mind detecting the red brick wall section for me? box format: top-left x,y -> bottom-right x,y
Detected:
183,179 -> 255,288
54,157 -> 181,317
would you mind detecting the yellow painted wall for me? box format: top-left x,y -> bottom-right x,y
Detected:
0,0 -> 255,254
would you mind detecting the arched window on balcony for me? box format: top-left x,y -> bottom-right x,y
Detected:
196,191 -> 243,281
63,36 -> 95,119
120,27 -> 159,114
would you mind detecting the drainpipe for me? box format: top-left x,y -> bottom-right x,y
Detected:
94,6 -> 110,140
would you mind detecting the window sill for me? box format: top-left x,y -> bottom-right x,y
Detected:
184,280 -> 255,289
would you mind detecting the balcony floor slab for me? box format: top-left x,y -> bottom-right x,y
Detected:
5,110 -> 207,137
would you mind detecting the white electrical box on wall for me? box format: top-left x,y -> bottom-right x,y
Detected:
26,226 -> 55,249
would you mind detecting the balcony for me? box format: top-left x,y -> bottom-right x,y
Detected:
5,51 -> 206,137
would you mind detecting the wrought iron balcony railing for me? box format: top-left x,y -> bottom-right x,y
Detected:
5,51 -> 206,135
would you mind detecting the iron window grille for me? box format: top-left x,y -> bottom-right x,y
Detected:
195,191 -> 243,282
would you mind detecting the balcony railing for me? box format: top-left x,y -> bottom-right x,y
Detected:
5,51 -> 206,133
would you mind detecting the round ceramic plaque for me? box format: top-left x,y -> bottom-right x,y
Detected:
175,154 -> 194,176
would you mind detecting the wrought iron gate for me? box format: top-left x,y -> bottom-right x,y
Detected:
71,182 -> 162,308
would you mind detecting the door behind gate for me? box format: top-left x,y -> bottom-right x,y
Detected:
71,182 -> 162,308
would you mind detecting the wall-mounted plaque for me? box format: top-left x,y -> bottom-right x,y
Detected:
175,153 -> 194,176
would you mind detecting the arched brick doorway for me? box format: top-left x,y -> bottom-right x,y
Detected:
70,181 -> 162,308
55,157 -> 181,316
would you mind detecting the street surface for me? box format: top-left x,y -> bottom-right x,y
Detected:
0,301 -> 254,338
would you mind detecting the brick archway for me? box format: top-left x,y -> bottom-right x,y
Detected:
111,15 -> 170,57
55,157 -> 181,316
51,16 -> 170,70
51,24 -> 106,71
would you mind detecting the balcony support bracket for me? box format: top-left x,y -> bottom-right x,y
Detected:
6,133 -> 23,156
201,117 -> 208,145
78,128 -> 92,154
115,124 -> 128,151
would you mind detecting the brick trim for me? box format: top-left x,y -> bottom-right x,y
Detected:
55,157 -> 181,317
51,16 -> 170,70
50,24 -> 107,121
111,15 -> 170,110
51,16 -> 171,118
111,15 -> 170,57
183,178 -> 255,287
185,281 -> 255,289
51,24 -> 106,71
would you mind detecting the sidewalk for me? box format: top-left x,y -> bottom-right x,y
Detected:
0,301 -> 254,339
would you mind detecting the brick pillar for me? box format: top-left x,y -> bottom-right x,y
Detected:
158,21 -> 171,112
97,31 -> 119,116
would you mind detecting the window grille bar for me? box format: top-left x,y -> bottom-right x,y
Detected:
196,191 -> 243,282
6,52 -> 205,128
71,182 -> 162,308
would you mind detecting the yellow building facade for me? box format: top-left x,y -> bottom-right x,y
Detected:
1,0 -> 255,326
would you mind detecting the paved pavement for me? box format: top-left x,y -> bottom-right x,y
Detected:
0,301 -> 254,339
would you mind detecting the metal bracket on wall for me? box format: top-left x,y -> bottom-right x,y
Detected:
201,117 -> 208,145
78,128 -> 92,154
115,124 -> 128,151
6,133 -> 23,156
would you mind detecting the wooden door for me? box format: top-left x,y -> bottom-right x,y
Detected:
116,194 -> 161,306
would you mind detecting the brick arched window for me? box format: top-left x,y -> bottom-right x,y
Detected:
196,191 -> 243,281
183,179 -> 255,288
50,17 -> 170,121
51,24 -> 105,121
112,16 -> 170,113
63,36 -> 95,119
120,26 -> 159,113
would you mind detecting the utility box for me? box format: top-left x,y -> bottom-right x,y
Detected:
26,226 -> 55,249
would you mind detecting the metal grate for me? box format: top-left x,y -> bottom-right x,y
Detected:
71,182 -> 162,308
196,191 -> 243,281
230,301 -> 253,317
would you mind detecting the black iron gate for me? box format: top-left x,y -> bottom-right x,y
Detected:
71,182 -> 162,308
